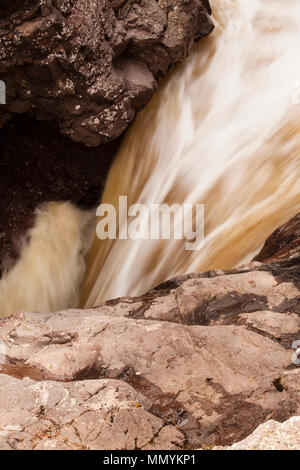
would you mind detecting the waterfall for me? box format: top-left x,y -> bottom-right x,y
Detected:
81,0 -> 300,306
0,202 -> 92,316
1,0 -> 300,315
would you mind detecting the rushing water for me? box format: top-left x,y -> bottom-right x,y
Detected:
1,0 -> 300,315
0,202 -> 92,315
80,0 -> 300,307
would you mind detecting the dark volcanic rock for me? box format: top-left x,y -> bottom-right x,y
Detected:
0,0 -> 213,146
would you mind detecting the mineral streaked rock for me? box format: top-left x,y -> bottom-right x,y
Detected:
0,249 -> 299,449
255,213 -> 300,263
0,0 -> 214,146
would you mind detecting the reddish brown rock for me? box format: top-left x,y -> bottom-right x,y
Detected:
255,213 -> 300,263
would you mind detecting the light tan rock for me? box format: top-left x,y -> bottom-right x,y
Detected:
215,416 -> 300,450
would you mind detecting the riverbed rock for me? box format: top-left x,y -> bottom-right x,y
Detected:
0,0 -> 213,146
0,237 -> 299,449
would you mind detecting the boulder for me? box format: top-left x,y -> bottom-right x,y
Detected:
0,0 -> 213,146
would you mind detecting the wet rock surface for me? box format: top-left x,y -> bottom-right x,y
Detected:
255,213 -> 300,263
0,220 -> 299,449
0,0 -> 213,146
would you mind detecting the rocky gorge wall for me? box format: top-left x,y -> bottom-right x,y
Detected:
0,0 -> 214,275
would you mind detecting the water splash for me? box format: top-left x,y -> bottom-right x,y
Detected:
0,202 -> 92,316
